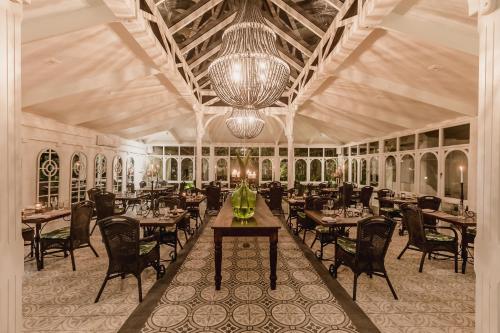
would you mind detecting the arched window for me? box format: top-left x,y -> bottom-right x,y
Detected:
166,158 -> 178,181
351,159 -> 358,184
112,156 -> 123,192
370,157 -> 378,187
400,155 -> 415,192
126,157 -> 135,185
216,159 -> 228,181
310,159 -> 322,182
360,159 -> 367,185
261,159 -> 273,181
420,152 -> 438,195
146,157 -> 163,182
343,160 -> 349,182
181,158 -> 194,181
445,150 -> 468,199
384,156 -> 397,190
202,158 -> 209,182
37,149 -> 60,206
94,154 -> 107,189
324,159 -> 337,182
70,152 -> 87,204
295,159 -> 306,182
280,159 -> 288,182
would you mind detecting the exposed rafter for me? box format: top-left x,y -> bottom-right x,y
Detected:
269,0 -> 325,37
168,0 -> 225,34
189,43 -> 221,69
323,0 -> 344,11
263,16 -> 313,57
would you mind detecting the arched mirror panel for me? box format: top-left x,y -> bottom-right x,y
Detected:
324,159 -> 337,182
261,159 -> 273,181
112,156 -> 123,192
181,158 -> 194,181
360,159 -> 367,185
70,152 -> 87,204
166,158 -> 177,181
400,155 -> 415,192
216,159 -> 228,181
126,157 -> 135,185
351,159 -> 358,184
280,159 -> 288,182
94,154 -> 107,189
295,159 -> 306,182
420,152 -> 438,195
370,157 -> 379,187
445,150 -> 468,199
37,149 -> 60,206
202,158 -> 209,182
384,156 -> 397,190
310,159 -> 322,182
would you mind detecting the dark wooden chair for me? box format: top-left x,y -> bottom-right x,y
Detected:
378,189 -> 401,219
95,216 -> 164,302
91,191 -> 126,235
358,186 -> 374,210
158,196 -> 192,247
398,205 -> 458,273
22,226 -> 35,260
335,183 -> 354,215
205,185 -> 222,217
330,216 -> 398,301
266,186 -> 284,216
296,196 -> 319,242
139,181 -> 147,188
40,201 -> 98,270
417,195 -> 442,227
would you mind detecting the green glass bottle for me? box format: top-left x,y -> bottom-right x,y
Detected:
231,150 -> 257,220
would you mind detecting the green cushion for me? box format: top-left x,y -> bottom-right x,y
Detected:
297,212 -> 306,219
380,207 -> 399,213
139,241 -> 157,256
41,227 -> 70,240
337,237 -> 356,255
315,225 -> 330,233
467,227 -> 476,236
425,231 -> 455,242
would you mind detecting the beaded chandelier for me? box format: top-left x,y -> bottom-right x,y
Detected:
225,108 -> 265,139
208,0 -> 290,109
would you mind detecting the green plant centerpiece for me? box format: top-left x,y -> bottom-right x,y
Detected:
231,150 -> 257,221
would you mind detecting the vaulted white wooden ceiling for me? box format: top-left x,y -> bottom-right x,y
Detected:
21,0 -> 478,145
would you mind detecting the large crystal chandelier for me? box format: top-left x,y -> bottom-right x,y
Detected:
208,0 -> 290,109
225,108 -> 265,139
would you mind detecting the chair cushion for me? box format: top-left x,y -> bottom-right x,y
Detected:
41,227 -> 70,240
337,237 -> 356,255
315,225 -> 330,233
425,231 -> 455,242
139,241 -> 157,256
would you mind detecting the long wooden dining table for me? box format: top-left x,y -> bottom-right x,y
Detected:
212,196 -> 281,290
22,208 -> 72,270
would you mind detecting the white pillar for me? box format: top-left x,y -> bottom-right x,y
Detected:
285,107 -> 295,189
195,108 -> 204,189
0,1 -> 24,332
475,3 -> 500,332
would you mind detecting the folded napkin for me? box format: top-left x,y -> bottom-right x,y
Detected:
321,216 -> 336,223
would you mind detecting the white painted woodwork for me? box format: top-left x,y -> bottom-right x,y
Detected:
169,0 -> 224,34
0,2 -> 23,332
269,0 -> 324,37
475,4 -> 500,332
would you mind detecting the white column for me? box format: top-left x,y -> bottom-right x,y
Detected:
285,107 -> 295,189
476,3 -> 500,332
195,107 -> 204,189
0,1 -> 24,332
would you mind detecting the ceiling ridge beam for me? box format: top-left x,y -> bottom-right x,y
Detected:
180,11 -> 236,55
269,0 -> 325,37
169,0 -> 225,34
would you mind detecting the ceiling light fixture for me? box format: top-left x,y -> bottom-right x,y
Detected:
225,108 -> 265,139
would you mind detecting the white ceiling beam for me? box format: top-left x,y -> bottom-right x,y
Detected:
278,49 -> 302,72
169,0 -> 224,34
22,64 -> 159,108
264,17 -> 312,57
22,4 -> 116,43
189,44 -> 221,69
379,12 -> 479,56
335,69 -> 477,116
269,0 -> 325,37
323,0 -> 343,11
181,12 -> 236,55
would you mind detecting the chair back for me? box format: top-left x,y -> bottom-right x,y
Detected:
87,188 -> 101,202
313,197 -> 328,211
342,183 -> 354,208
157,196 -> 183,210
360,186 -> 374,208
179,182 -> 186,193
401,204 -> 427,247
297,184 -> 305,196
70,201 -> 94,247
355,216 -> 396,270
95,191 -> 116,221
417,196 -> 441,210
139,181 -> 147,188
268,186 -> 283,211
206,186 -> 221,211
98,216 -> 140,274
126,182 -> 135,193
377,188 -> 394,208
305,195 -> 319,210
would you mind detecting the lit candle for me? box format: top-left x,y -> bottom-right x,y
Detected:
459,166 -> 464,183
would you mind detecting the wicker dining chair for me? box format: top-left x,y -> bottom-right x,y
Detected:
205,185 -> 222,217
95,216 -> 164,303
417,195 -> 442,227
40,201 -> 98,270
398,205 -> 458,273
91,191 -> 126,235
266,186 -> 284,216
359,186 -> 374,210
330,216 -> 398,301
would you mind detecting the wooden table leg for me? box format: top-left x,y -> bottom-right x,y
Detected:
214,233 -> 223,290
461,225 -> 468,274
34,223 -> 42,270
269,232 -> 278,290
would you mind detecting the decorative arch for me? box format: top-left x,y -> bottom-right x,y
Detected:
37,148 -> 60,206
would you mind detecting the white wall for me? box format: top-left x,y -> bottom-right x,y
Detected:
21,113 -> 148,207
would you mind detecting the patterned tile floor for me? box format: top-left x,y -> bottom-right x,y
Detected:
139,218 -> 363,333
23,207 -> 475,333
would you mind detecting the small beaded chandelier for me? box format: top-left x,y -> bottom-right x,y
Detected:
225,108 -> 265,139
208,0 -> 290,109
